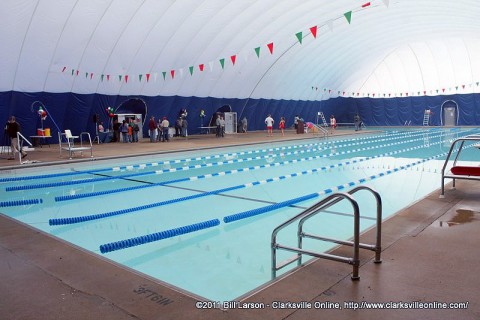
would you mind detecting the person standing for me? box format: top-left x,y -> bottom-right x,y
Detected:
181,116 -> 188,137
294,115 -> 300,130
161,117 -> 170,142
265,114 -> 274,137
330,114 -> 337,134
215,114 -> 222,137
127,119 -> 133,143
241,117 -> 248,133
219,116 -> 225,137
148,116 -> 156,142
354,114 -> 361,131
120,120 -> 129,143
175,117 -> 182,137
279,117 -> 285,136
5,116 -> 27,160
113,119 -> 121,142
132,120 -> 139,142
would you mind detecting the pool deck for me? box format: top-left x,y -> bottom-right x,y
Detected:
1,129 -> 479,320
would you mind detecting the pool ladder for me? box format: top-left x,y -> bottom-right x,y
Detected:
271,186 -> 382,280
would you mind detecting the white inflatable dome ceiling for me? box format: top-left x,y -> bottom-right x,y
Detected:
1,0 -> 480,101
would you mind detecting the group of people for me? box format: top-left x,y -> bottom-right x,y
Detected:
110,118 -> 140,143
264,115 -> 289,136
148,116 -> 172,142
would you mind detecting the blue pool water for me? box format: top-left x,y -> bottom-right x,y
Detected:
1,127 -> 479,301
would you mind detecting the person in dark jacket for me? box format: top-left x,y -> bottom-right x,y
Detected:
5,116 -> 27,160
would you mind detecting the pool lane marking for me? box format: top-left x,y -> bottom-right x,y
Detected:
1,128 -> 436,183
97,144 -> 470,254
8,128 -> 453,193
6,128 -> 436,190
51,129 -> 453,201
47,134 -> 473,226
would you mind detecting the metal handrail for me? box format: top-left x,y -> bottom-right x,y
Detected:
58,131 -> 93,159
440,134 -> 480,198
16,132 -> 33,164
271,186 -> 382,280
309,123 -> 328,138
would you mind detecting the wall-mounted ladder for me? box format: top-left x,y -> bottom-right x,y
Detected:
318,112 -> 328,127
423,110 -> 431,126
271,186 -> 382,280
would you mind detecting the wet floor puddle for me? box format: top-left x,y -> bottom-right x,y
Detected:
438,209 -> 480,227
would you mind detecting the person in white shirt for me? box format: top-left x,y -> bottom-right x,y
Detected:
160,117 -> 170,142
330,114 -> 337,134
265,114 -> 274,137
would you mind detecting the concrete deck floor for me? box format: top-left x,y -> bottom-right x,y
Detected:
1,129 -> 479,320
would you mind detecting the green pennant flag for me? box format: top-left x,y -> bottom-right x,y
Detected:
85,72 -> 88,78
295,32 -> 303,44
219,58 -> 225,69
118,75 -> 122,82
344,11 -> 352,24
254,47 -> 261,58
476,82 -> 479,86
101,74 -> 104,82
162,72 -> 166,80
71,69 -> 74,76
455,86 -> 459,90
189,66 -> 194,75
139,74 -> 143,82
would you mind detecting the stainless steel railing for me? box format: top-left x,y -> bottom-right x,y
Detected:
271,186 -> 382,280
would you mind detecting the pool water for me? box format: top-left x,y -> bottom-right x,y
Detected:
1,127 -> 479,301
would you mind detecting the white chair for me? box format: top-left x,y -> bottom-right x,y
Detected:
64,129 -> 79,145
59,130 -> 93,159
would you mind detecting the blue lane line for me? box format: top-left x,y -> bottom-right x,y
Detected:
1,128 -> 436,183
0,198 -> 43,207
48,132 -> 475,226
99,219 -> 220,254
52,129 -> 461,202
6,128 -> 437,191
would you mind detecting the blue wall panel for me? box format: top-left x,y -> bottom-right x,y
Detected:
1,91 -> 479,144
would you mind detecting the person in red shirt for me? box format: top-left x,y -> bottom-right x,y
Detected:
148,116 -> 156,142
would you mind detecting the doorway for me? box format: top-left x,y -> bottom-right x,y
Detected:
441,100 -> 458,127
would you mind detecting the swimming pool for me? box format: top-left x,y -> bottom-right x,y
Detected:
1,127 -> 479,301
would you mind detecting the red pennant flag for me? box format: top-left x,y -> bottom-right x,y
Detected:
462,84 -> 465,89
362,2 -> 371,7
442,88 -> 445,92
328,89 -> 331,94
267,42 -> 274,54
424,91 -> 426,95
373,93 -> 375,97
170,70 -> 175,79
76,70 -> 79,76
343,91 -> 345,95
199,64 -> 204,71
388,93 -> 391,97
90,73 -> 93,79
310,26 -> 317,38
62,66 -> 66,72
230,55 -> 236,65
107,75 -> 110,81
406,92 -> 408,96
146,73 -> 150,82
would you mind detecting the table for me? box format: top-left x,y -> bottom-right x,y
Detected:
30,135 -> 52,148
198,126 -> 217,134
